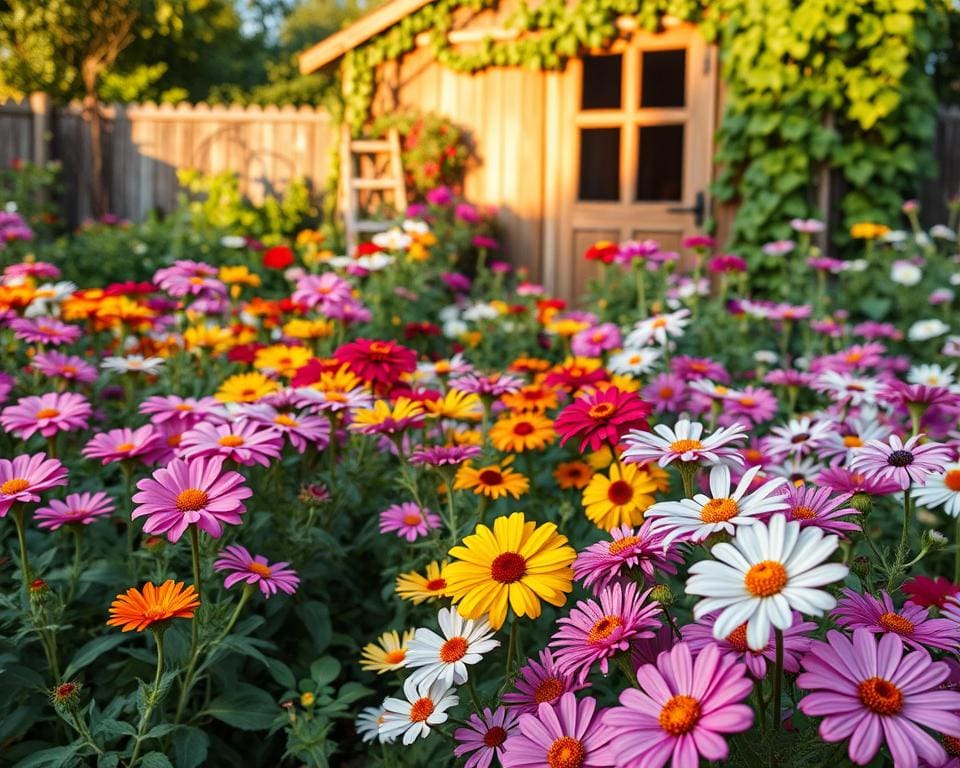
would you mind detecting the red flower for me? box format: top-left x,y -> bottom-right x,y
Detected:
554,387 -> 652,452
103,281 -> 155,297
263,245 -> 294,270
227,342 -> 265,365
901,575 -> 960,609
584,240 -> 618,264
355,242 -> 383,257
289,358 -> 344,388
334,338 -> 417,387
404,322 -> 441,339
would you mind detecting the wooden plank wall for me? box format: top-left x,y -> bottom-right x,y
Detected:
921,106 -> 960,226
0,98 -> 334,228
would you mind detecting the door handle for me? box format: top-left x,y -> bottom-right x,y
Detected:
668,191 -> 706,228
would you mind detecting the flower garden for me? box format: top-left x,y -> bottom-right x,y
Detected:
5,166 -> 960,768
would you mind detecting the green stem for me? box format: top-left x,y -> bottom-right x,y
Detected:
12,506 -> 31,600
678,462 -> 699,499
67,526 -> 82,604
128,630 -> 165,768
887,488 -> 913,590
755,678 -> 767,734
466,676 -> 482,714
503,619 -> 518,684
189,524 -> 202,646
635,263 -> 647,317
772,629 -> 783,731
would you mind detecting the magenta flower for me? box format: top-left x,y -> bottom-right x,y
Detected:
772,483 -> 860,536
0,453 -> 68,517
798,629 -> 960,767
9,316 -> 81,346
1,392 -> 91,439
642,373 -> 688,414
573,521 -> 682,595
241,405 -> 330,453
501,693 -> 613,768
0,372 -> 13,403
550,582 -> 662,683
34,491 -> 115,530
721,386 -> 778,426
213,544 -> 299,597
140,421 -> 188,466
179,420 -> 283,467
682,611 -> 815,679
132,456 -> 252,542
449,372 -> 524,397
602,642 -> 753,768
571,323 -> 622,357
671,356 -> 730,383
502,649 -> 588,715
378,502 -> 441,542
82,425 -> 158,465
292,272 -> 353,313
832,588 -> 960,652
816,465 -> 903,496
454,706 -> 519,768
850,433 -> 954,490
409,444 -> 482,467
152,260 -> 226,297
32,351 -> 97,383
139,395 -> 220,427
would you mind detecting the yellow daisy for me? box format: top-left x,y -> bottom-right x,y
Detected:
424,389 -> 483,422
488,413 -> 556,453
395,561 -> 450,604
445,511 -> 576,630
359,629 -> 415,674
283,318 -> 334,341
350,397 -> 425,435
454,459 -> 529,500
581,462 -> 660,531
254,344 -> 313,379
215,371 -> 279,403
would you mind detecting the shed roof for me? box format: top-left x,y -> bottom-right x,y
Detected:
298,0 -> 433,74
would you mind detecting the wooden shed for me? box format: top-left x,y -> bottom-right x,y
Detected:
300,1 -> 727,300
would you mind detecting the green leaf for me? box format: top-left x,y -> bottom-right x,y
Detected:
0,663 -> 45,691
93,718 -> 138,740
97,754 -> 120,768
203,683 -> 279,731
296,602 -> 331,653
310,657 -> 341,687
172,726 -> 209,768
138,753 -> 173,768
14,745 -> 81,768
64,634 -> 130,679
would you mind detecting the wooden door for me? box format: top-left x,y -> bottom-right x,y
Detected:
543,25 -> 717,301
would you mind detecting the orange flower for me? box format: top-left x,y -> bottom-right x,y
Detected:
107,580 -> 200,632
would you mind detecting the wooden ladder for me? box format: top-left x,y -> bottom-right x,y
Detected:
339,123 -> 408,256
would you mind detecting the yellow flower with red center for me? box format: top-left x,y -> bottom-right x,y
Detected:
423,389 -> 483,422
444,511 -> 576,630
360,629 -> 416,674
454,459 -> 529,500
216,371 -> 279,403
501,384 -> 559,414
396,561 -> 450,604
489,413 -> 556,453
350,397 -> 426,434
553,460 -> 594,490
254,344 -> 314,379
581,462 -> 662,530
283,318 -> 334,340
107,580 -> 200,632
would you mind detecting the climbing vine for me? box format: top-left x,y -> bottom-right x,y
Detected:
338,0 -> 952,257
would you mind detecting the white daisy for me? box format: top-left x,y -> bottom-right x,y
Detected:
908,319 -> 950,342
908,364 -> 957,388
621,418 -> 747,468
402,219 -> 431,235
765,455 -> 823,485
607,346 -> 662,376
645,464 -> 787,546
625,309 -> 691,347
818,411 -> 890,466
379,676 -> 459,745
220,235 -> 248,249
687,378 -> 741,402
101,355 -> 166,374
811,371 -> 882,407
25,281 -> 77,317
686,514 -> 848,650
356,705 -> 393,744
763,417 -> 832,459
404,607 -> 499,687
372,228 -> 412,251
913,463 -> 960,518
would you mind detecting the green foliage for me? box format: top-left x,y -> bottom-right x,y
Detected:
0,159 -> 62,240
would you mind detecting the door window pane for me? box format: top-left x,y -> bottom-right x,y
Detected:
636,125 -> 683,201
581,55 -> 622,110
641,49 -> 686,108
579,128 -> 621,201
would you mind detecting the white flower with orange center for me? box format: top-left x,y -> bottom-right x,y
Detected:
379,677 -> 459,745
686,513 -> 848,650
645,465 -> 787,546
913,463 -> 960,518
622,418 -> 747,468
405,607 -> 500,687
626,309 -> 691,347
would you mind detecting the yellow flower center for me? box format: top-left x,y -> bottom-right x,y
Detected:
791,505 -> 816,520
658,694 -> 701,736
587,402 -> 614,419
546,736 -> 585,768
858,677 -> 903,715
1,478 -> 30,495
409,697 -> 435,723
842,435 -> 864,448
218,435 -> 245,447
439,636 -> 468,663
608,536 -> 639,556
877,612 -> 914,635
587,615 -> 622,644
174,403 -> 194,411
175,488 -> 209,513
744,560 -> 788,597
670,438 -> 703,453
700,497 -> 739,523
35,408 -> 60,419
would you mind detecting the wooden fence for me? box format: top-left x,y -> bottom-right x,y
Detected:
0,95 -> 335,227
921,106 -> 960,225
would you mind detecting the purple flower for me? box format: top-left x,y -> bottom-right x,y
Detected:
571,323 -> 622,357
1,391 -> 91,439
139,395 -> 221,428
0,453 -> 68,517
832,588 -> 960,652
34,491 -> 115,530
454,706 -> 519,768
379,502 -> 441,542
32,351 -> 98,383
501,649 -> 588,714
671,356 -> 729,383
455,203 -> 480,223
9,317 -> 81,346
642,373 -> 688,414
441,271 -> 472,293
850,433 -> 954,490
213,544 -> 299,597
241,404 -> 330,453
573,521 -> 682,595
501,693 -> 613,768
772,483 -> 860,536
425,186 -> 454,206
409,444 -> 482,467
179,420 -> 283,468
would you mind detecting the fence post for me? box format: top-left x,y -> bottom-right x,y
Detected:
28,92 -> 50,167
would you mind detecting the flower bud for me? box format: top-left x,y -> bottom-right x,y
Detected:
921,529 -> 948,553
29,578 -> 50,606
49,681 -> 81,712
850,555 -> 872,581
300,691 -> 315,708
849,493 -> 872,514
650,583 -> 675,608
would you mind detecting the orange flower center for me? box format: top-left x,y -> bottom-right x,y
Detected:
513,421 -> 535,436
115,442 -> 136,453
175,488 -> 209,513
61,365 -> 77,375
240,389 -> 256,399
791,505 -> 816,520
385,649 -> 406,665
877,612 -> 914,635
274,414 -> 298,427
479,469 -> 504,486
248,562 -> 272,578
670,438 -> 703,453
368,341 -> 393,359
546,736 -> 585,768
425,577 -> 447,592
483,726 -> 508,748
534,677 -> 565,704
174,403 -> 194,411
659,387 -> 674,398
658,694 -> 701,736
652,318 -> 668,328
744,560 -> 788,597
700,497 -> 739,523
402,513 -> 422,526
491,552 -> 527,583
1,478 -> 30,495
36,408 -> 60,419
587,615 -> 622,643
725,623 -> 750,652
857,677 -> 903,715
842,435 -> 864,448
607,480 -> 634,506
218,435 -> 245,447
587,402 -> 614,420
409,697 -> 435,723
189,276 -> 205,285
167,434 -> 183,447
439,636 -> 468,663
946,470 -> 960,492
608,535 -> 639,556
739,397 -> 756,407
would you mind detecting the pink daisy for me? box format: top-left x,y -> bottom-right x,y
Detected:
0,372 -> 13,403
291,272 -> 353,312
573,521 -> 682,595
449,372 -> 524,397
550,582 -> 662,683
850,433 -> 954,490
721,386 -> 778,426
139,395 -> 220,427
0,453 -> 68,517
502,649 -> 588,715
409,444 -> 482,467
379,502 -> 442,542
179,420 -> 283,467
555,387 -> 652,453
242,404 -> 330,453
454,706 -> 520,768
32,351 -> 98,383
82,425 -> 158,465
140,421 -> 189,466
152,260 -> 226,297
798,629 -> 960,767
773,483 -> 861,536
131,456 -> 252,542
34,491 -> 115,530
671,356 -> 730,383
213,544 -> 300,597
682,611 -> 816,679
501,693 -> 613,768
571,323 -> 622,357
816,465 -> 903,496
9,316 -> 81,346
1,392 -> 91,439
833,588 -> 960,652
294,386 -> 373,415
642,373 -> 688,414
601,642 -> 754,768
